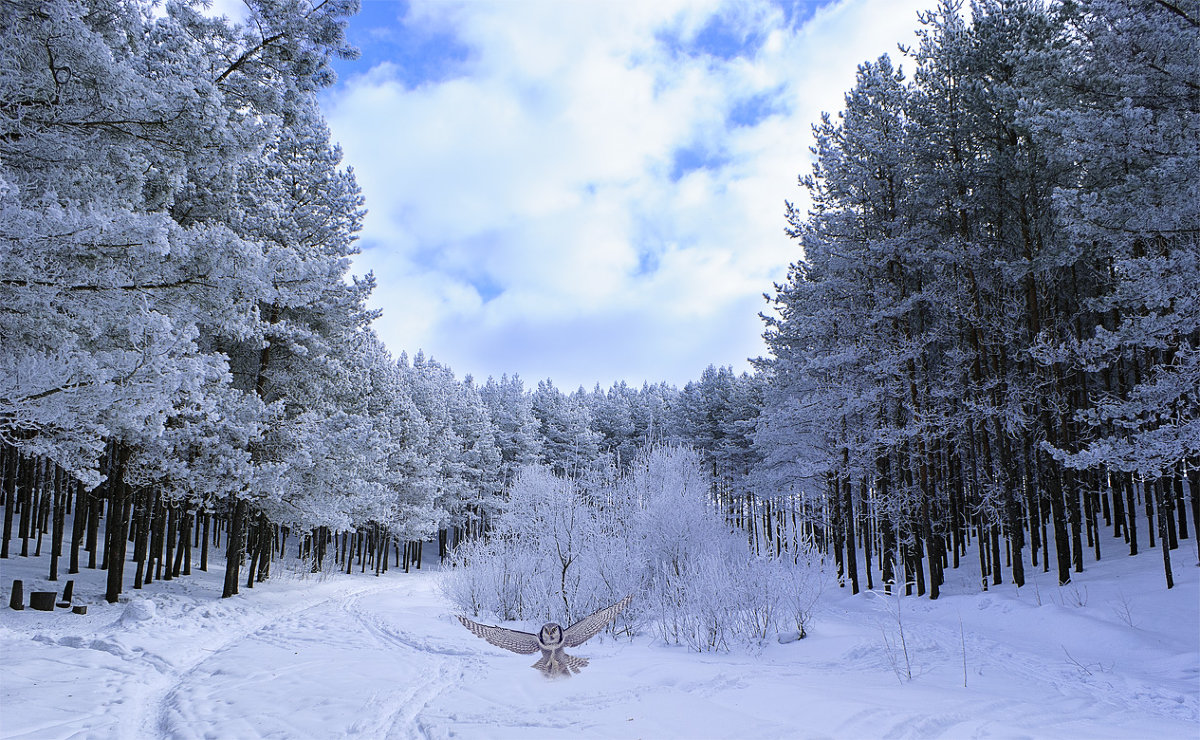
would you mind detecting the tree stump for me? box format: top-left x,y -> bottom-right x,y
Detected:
61,579 -> 74,603
9,580 -> 23,610
29,591 -> 56,611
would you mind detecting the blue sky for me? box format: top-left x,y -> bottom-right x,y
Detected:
306,0 -> 928,390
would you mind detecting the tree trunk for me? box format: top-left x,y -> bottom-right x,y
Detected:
161,502 -> 176,582
18,454 -> 33,558
69,481 -> 86,575
0,447 -> 16,559
1123,473 -> 1139,556
990,523 -> 1002,586
175,506 -> 192,577
1172,468 -> 1187,541
104,446 -> 132,604
255,520 -> 271,582
200,511 -> 210,571
246,517 -> 259,590
977,513 -> 989,591
1044,462 -> 1072,585
880,512 -> 896,595
132,488 -> 151,589
1064,469 -> 1084,573
1158,481 -> 1174,589
843,473 -> 859,595
1110,471 -> 1126,542
222,497 -> 249,599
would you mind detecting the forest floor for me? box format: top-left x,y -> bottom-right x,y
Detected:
0,529 -> 1197,739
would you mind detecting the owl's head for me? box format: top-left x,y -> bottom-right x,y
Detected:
539,623 -> 563,646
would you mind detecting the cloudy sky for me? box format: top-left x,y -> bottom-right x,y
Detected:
311,0 -> 928,390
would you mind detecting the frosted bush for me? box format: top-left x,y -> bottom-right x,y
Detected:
441,529 -> 551,622
440,445 -> 828,651
774,545 -> 829,638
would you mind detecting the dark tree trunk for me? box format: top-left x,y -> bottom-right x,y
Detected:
1172,468 -> 1187,540
861,478 -> 874,591
977,513 -> 989,591
880,512 -> 896,595
1123,473 -> 1139,556
1008,483 -> 1025,587
175,506 -> 192,577
222,497 -> 249,599
830,477 -> 844,587
1064,469 -> 1084,573
86,490 -> 101,569
18,454 -> 33,558
255,520 -> 271,582
1110,472 -> 1126,542
49,467 -> 67,581
1187,461 -> 1200,553
1158,482 -> 1174,589
69,481 -> 86,575
843,473 -> 859,595
132,488 -> 151,589
1161,477 -> 1180,544
104,446 -> 133,604
1145,479 -> 1157,549
1045,463 -> 1072,585
922,495 -> 939,600
990,524 -> 1002,586
200,511 -> 210,571
34,459 -> 51,558
163,502 -> 178,582
149,493 -> 164,584
246,517 -> 259,589
1,447 -> 16,559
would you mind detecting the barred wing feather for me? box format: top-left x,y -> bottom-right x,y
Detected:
457,616 -> 541,654
563,595 -> 633,647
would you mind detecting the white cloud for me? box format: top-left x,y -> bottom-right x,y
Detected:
323,0 -> 928,388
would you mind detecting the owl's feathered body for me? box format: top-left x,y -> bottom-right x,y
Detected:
457,595 -> 633,677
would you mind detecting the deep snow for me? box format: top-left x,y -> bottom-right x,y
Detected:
1,532 -> 1197,739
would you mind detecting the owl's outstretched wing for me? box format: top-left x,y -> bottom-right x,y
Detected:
457,616 -> 541,654
563,594 -> 633,647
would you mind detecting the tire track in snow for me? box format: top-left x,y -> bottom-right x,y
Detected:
147,579 -> 398,739
338,589 -> 482,740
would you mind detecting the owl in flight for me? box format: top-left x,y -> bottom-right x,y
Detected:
457,595 -> 633,677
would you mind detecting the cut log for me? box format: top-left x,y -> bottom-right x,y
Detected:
29,591 -> 56,611
61,579 -> 74,603
72,605 -> 87,615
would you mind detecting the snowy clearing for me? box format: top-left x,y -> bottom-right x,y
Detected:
1,541 -> 1197,740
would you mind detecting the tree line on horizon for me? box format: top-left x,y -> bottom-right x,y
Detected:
1,0 -> 1195,606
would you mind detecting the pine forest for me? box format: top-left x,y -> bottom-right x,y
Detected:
1,0 -> 1196,666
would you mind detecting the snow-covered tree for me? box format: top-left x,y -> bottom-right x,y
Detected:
530,380 -> 602,478
479,374 -> 541,488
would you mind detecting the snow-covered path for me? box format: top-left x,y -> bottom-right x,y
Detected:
2,547 -> 1197,739
156,580 -> 475,739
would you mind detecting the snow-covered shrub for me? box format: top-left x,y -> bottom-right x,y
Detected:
441,534 -> 545,621
773,544 -> 828,639
440,445 -> 828,651
441,466 -> 594,624
585,482 -> 652,638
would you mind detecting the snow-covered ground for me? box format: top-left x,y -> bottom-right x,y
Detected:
1,536 -> 1197,739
